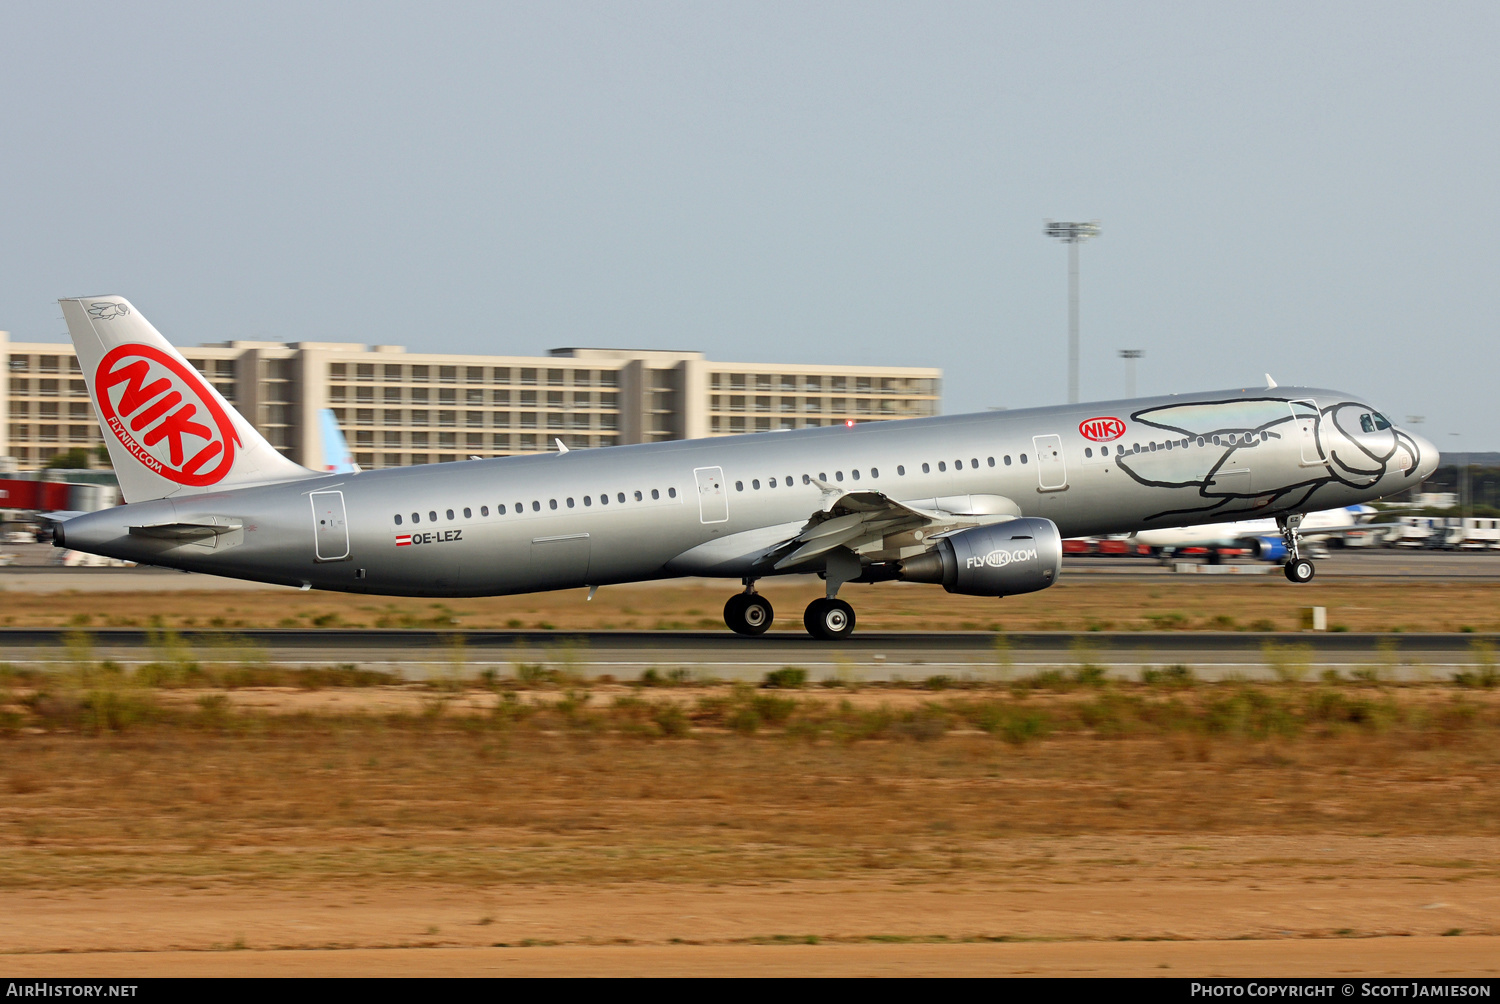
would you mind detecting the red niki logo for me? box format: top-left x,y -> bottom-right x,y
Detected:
95,344 -> 240,486
1079,416 -> 1127,442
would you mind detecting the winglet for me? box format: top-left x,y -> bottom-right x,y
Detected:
1265,374 -> 1278,389
554,438 -> 569,454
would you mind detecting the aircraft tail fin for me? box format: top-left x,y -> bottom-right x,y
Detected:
59,295 -> 318,503
317,408 -> 360,474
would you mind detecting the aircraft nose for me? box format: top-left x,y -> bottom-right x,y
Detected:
1409,431 -> 1440,482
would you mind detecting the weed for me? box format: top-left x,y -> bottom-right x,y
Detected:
762,667 -> 807,689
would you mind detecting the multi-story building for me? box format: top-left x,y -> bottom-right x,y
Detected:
1,332 -> 941,470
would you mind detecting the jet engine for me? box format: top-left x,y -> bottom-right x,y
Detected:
896,517 -> 1062,596
1239,535 -> 1287,561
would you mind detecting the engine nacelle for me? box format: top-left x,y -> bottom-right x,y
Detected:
896,517 -> 1062,596
1240,534 -> 1287,561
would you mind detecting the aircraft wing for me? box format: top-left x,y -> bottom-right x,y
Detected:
1276,522 -> 1403,538
769,483 -> 1020,569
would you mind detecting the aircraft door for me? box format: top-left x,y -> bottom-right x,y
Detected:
694,466 -> 729,524
1033,435 -> 1068,491
310,490 -> 350,562
1291,400 -> 1326,466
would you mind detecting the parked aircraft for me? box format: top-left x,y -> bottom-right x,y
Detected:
1130,505 -> 1390,562
51,296 -> 1439,638
316,409 -> 359,475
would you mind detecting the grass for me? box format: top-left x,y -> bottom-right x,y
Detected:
1,668 -> 1498,893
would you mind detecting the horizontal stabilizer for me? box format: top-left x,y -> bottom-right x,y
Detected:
129,521 -> 244,540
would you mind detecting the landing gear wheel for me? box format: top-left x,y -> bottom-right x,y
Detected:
1284,558 -> 1315,583
803,598 -> 856,640
724,593 -> 773,635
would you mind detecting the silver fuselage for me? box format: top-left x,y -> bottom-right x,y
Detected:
56,386 -> 1438,596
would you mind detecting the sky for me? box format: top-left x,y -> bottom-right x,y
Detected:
2,2 -> 1496,450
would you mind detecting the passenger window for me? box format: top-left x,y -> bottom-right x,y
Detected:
819,472 -> 827,481
429,511 -> 438,522
835,471 -> 844,482
1360,413 -> 1375,433
1004,456 -> 1011,466
532,501 -> 540,512
938,461 -> 946,472
463,508 -> 472,518
446,509 -> 454,520
480,506 -> 488,516
922,463 -> 930,473
752,479 -> 760,489
634,490 -> 643,501
499,504 -> 507,515
651,489 -> 659,500
668,487 -> 677,498
870,468 -> 878,478
599,493 -> 608,505
412,512 -> 420,523
954,460 -> 963,470
768,477 -> 777,488
1020,455 -> 1028,464
584,496 -> 592,506
897,465 -> 905,475
566,498 -> 574,508
549,499 -> 558,510
394,514 -> 403,525
802,474 -> 811,485
1085,447 -> 1093,458
1212,436 -> 1220,446
971,458 -> 979,468
736,481 -> 744,491
987,457 -> 995,467
618,492 -> 626,503
1197,437 -> 1205,447
851,470 -> 860,481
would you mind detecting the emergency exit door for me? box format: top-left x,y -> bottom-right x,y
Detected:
310,490 -> 350,561
1033,435 -> 1068,491
695,466 -> 728,523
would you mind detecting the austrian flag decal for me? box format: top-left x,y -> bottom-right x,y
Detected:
395,534 -> 413,547
95,343 -> 240,486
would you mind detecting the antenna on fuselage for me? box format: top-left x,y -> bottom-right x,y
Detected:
554,438 -> 570,454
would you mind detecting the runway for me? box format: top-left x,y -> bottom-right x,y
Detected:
5,627 -> 1495,681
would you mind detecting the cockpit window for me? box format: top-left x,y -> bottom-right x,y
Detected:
1360,413 -> 1375,434
1372,412 -> 1391,430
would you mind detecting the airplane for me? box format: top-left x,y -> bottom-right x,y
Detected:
316,408 -> 360,475
51,296 -> 1439,639
1127,504 -> 1394,563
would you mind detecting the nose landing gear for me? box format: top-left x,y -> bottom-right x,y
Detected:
1278,514 -> 1316,583
724,582 -> 774,635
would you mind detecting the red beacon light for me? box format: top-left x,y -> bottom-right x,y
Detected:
845,419 -> 855,427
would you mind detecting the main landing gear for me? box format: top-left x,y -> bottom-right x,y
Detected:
724,582 -> 774,635
1278,513 -> 1316,584
723,573 -> 859,640
803,597 -> 856,641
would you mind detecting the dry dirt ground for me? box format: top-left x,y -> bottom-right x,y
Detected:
3,682 -> 1499,976
3,577 -> 1498,633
